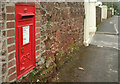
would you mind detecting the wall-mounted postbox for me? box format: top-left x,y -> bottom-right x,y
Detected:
15,4 -> 35,79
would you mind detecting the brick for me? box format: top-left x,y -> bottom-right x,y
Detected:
7,30 -> 15,37
8,73 -> 16,81
36,16 -> 40,21
35,39 -> 40,45
7,22 -> 15,28
7,37 -> 15,44
36,45 -> 40,51
8,45 -> 15,53
7,14 -> 15,20
35,50 -> 40,56
36,10 -> 40,15
35,3 -> 40,8
36,22 -> 40,27
8,52 -> 15,61
36,56 -> 40,62
35,28 -> 40,33
8,60 -> 15,68
35,33 -> 40,39
6,6 -> 14,13
8,67 -> 15,75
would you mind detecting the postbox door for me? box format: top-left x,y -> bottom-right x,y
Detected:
19,25 -> 32,71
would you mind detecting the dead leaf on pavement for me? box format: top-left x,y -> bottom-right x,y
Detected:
78,67 -> 85,71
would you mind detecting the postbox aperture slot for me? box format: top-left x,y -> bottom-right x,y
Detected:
18,13 -> 34,19
21,15 -> 34,19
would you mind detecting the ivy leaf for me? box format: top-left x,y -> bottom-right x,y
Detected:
48,20 -> 50,24
31,70 -> 35,76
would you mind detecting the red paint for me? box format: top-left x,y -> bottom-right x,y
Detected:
15,4 -> 35,79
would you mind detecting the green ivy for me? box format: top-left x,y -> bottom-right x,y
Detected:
31,69 -> 35,76
48,20 -> 50,24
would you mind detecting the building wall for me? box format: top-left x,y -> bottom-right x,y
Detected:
101,5 -> 107,20
96,6 -> 101,26
84,2 -> 96,46
0,2 -> 85,82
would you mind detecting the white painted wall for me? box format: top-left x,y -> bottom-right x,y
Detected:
100,5 -> 107,21
111,8 -> 114,15
84,2 -> 90,46
84,0 -> 97,46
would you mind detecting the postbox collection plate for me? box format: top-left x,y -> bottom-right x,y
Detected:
23,26 -> 30,45
15,4 -> 35,79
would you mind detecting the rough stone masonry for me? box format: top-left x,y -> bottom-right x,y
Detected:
0,2 -> 85,82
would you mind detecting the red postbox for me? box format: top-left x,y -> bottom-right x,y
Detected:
15,4 -> 35,79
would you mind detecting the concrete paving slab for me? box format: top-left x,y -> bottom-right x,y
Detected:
91,33 -> 119,50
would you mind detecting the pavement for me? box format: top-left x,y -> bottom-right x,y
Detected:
53,16 -> 119,82
91,16 -> 119,50
97,16 -> 118,34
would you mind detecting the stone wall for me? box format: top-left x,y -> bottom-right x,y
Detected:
0,1 -> 2,83
0,2 -> 84,82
